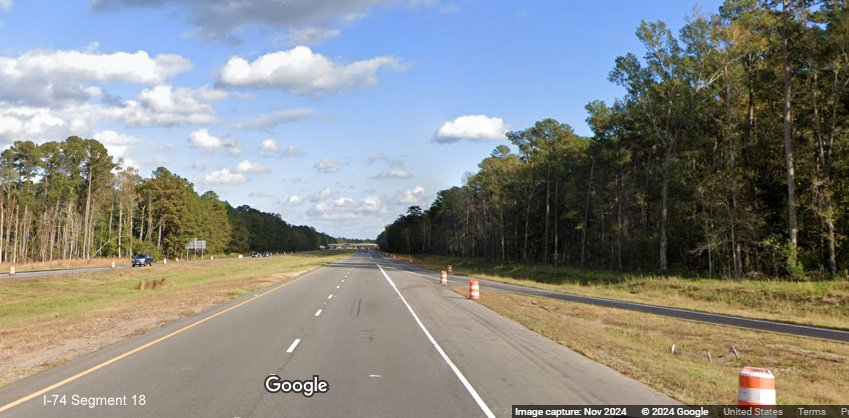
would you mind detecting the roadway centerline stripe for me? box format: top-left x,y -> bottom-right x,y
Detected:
328,294 -> 333,299
315,309 -> 322,317
286,339 -> 301,353
0,269 -> 319,413
336,285 -> 340,289
376,264 -> 496,418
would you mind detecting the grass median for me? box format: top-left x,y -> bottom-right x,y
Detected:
0,252 -> 350,387
407,254 -> 849,330
455,287 -> 849,404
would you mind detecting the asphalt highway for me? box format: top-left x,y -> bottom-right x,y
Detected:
385,262 -> 849,343
0,252 -> 674,417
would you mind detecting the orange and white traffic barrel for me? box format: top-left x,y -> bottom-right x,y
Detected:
469,280 -> 480,299
111,261 -> 116,269
9,265 -> 15,275
447,264 -> 453,274
409,258 -> 413,264
441,270 -> 447,284
738,367 -> 776,405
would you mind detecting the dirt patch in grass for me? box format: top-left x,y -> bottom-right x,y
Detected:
0,253 -> 348,388
453,287 -> 849,404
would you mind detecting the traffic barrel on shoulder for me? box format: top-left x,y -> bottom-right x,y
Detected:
469,280 -> 480,299
447,264 -> 453,274
440,270 -> 447,284
9,265 -> 14,275
111,261 -> 116,269
739,367 -> 776,405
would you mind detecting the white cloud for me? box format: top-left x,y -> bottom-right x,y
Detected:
0,106 -> 71,143
314,158 -> 341,173
435,114 -> 509,143
200,168 -> 246,185
233,108 -> 313,130
234,159 -> 269,174
261,139 -> 279,151
93,129 -> 142,168
368,152 -> 403,168
187,128 -> 222,149
187,128 -> 242,155
0,0 -> 12,11
371,169 -> 413,179
0,49 -> 191,106
280,195 -> 303,206
311,188 -> 333,202
218,46 -> 404,94
307,194 -> 388,220
282,144 -> 304,156
260,140 -> 305,158
137,85 -> 217,115
396,186 -> 426,204
287,27 -> 341,46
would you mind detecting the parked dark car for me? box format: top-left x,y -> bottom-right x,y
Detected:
262,251 -> 270,257
252,252 -> 260,258
132,253 -> 153,267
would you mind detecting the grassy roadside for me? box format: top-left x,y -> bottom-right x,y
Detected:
0,252 -> 349,387
0,252 -> 256,273
406,254 -> 849,330
454,287 -> 849,404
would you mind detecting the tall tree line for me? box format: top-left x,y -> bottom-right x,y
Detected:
0,136 -> 335,262
378,0 -> 849,278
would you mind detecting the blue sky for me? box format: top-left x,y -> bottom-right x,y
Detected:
0,0 -> 723,239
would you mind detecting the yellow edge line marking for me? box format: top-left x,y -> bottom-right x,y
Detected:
0,269 -> 318,413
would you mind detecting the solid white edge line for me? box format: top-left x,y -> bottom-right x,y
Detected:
286,338 -> 301,353
315,309 -> 322,317
376,264 -> 496,418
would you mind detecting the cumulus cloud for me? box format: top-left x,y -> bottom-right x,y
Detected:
280,194 -> 303,206
396,186 -> 426,204
234,159 -> 269,174
217,46 -> 404,94
314,158 -> 341,173
187,128 -> 242,155
371,169 -> 413,179
137,84 -> 222,114
307,195 -> 388,220
92,129 -> 142,168
233,108 -> 313,130
311,188 -> 334,202
434,114 -> 509,143
0,49 -> 191,106
199,168 -> 246,185
260,139 -> 304,158
0,0 -> 12,11
261,139 -> 280,151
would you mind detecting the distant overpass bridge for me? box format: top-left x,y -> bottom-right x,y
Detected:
327,243 -> 378,250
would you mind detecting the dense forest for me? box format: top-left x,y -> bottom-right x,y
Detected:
0,136 -> 335,262
378,0 -> 849,279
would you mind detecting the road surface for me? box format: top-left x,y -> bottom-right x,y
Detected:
382,261 -> 849,343
0,252 -> 674,417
